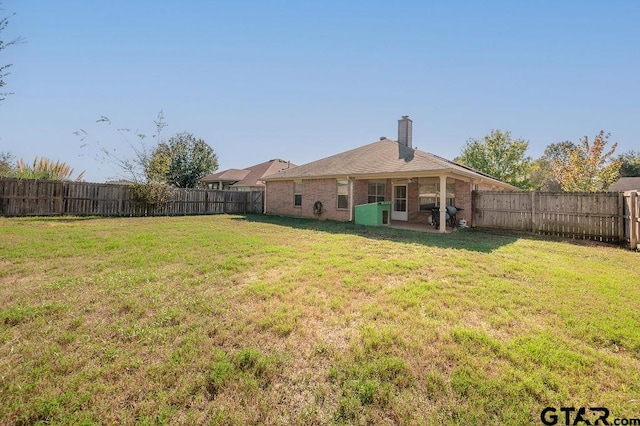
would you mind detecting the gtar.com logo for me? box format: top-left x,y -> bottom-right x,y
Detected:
541,407 -> 610,425
541,407 -> 640,425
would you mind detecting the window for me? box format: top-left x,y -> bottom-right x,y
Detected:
337,180 -> 349,209
368,183 -> 385,203
419,178 -> 455,210
294,181 -> 302,207
418,179 -> 438,210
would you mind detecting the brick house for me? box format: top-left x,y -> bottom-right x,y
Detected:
262,117 -> 517,232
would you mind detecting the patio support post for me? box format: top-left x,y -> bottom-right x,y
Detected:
439,175 -> 447,233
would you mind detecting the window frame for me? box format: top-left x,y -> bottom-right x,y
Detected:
293,181 -> 302,207
418,178 -> 455,211
337,179 -> 349,210
367,182 -> 385,203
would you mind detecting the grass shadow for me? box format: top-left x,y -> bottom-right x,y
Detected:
235,214 -> 521,253
11,213 -> 623,253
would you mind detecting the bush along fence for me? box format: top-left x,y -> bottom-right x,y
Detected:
0,178 -> 264,217
472,190 -> 639,249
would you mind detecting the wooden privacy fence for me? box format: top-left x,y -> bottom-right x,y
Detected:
472,190 -> 639,249
0,178 -> 264,217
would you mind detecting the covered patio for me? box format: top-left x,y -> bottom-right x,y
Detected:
350,174 -> 472,233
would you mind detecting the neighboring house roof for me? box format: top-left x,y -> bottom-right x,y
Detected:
233,159 -> 296,188
608,177 -> 640,192
201,168 -> 250,183
201,159 -> 296,187
263,138 -> 516,189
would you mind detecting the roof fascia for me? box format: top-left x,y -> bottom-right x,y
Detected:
263,174 -> 350,182
263,169 -> 517,189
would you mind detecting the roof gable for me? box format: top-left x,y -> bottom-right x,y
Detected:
233,159 -> 296,188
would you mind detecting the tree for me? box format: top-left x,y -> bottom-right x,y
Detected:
551,131 -> 621,192
146,132 -> 217,188
616,150 -> 640,177
77,111 -> 218,190
1,2 -> 24,103
530,141 -> 576,191
0,151 -> 13,176
455,129 -> 533,189
76,110 -> 168,183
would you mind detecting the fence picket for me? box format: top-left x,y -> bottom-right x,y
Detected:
473,190 -> 638,247
0,178 -> 264,218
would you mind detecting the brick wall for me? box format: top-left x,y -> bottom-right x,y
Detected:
353,180 -> 369,206
265,180 -> 302,218
353,179 -> 393,206
266,177 -> 478,225
266,179 -> 350,221
407,181 -> 429,223
405,178 -> 472,225
454,180 -> 472,225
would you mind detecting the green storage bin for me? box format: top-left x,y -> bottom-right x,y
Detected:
354,201 -> 391,226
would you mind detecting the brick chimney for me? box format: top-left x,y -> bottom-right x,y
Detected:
398,115 -> 412,148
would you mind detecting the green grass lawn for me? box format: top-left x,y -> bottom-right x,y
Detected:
1,214 -> 639,425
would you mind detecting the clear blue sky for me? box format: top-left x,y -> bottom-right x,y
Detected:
1,0 -> 638,182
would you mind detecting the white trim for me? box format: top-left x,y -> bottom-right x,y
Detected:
392,183 -> 408,221
336,179 -> 349,211
293,181 -> 302,207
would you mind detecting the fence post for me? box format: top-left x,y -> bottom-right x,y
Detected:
471,190 -> 476,227
631,191 -> 638,250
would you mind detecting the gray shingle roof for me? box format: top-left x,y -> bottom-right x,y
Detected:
233,159 -> 296,188
201,159 -> 297,187
608,177 -> 640,192
263,138 -> 513,187
201,168 -> 250,182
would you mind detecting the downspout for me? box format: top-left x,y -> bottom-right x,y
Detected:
349,177 -> 354,222
263,182 -> 268,214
